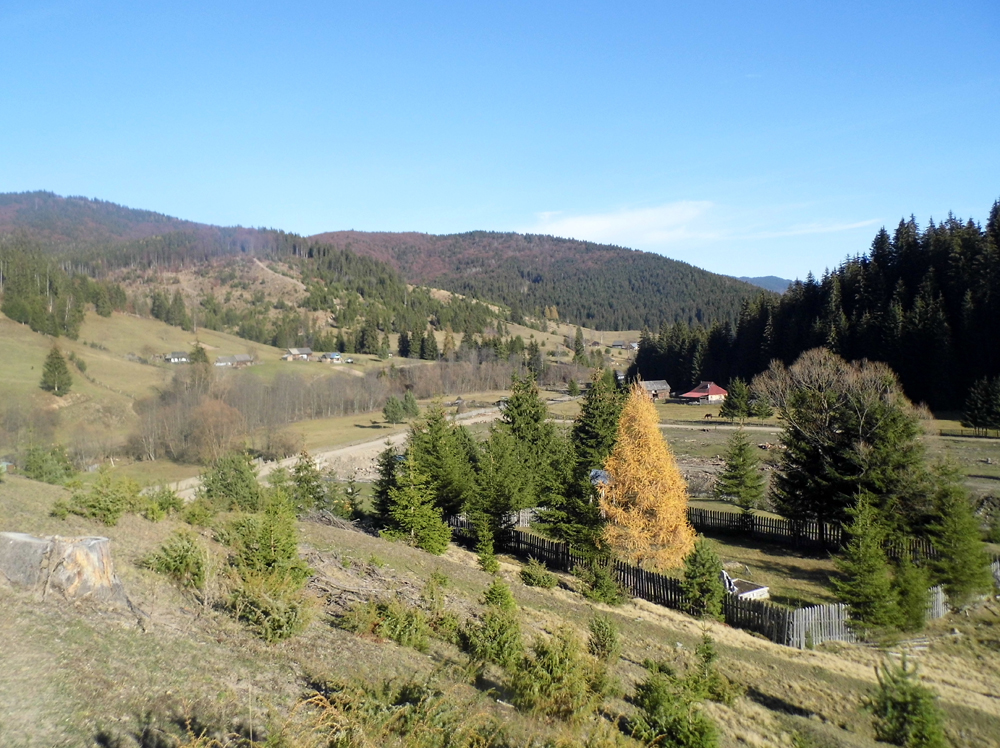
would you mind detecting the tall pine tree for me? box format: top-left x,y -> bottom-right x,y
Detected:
713,428 -> 765,513
40,346 -> 73,396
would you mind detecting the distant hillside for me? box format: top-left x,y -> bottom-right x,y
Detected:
310,230 -> 767,330
737,275 -> 792,294
0,192 -> 769,331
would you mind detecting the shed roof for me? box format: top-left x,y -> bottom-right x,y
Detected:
641,380 -> 670,392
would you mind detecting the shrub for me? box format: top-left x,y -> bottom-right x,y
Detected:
507,627 -> 610,721
481,579 -> 517,611
462,607 -> 523,672
587,615 -> 622,663
866,657 -> 947,748
893,556 -> 930,634
341,599 -> 431,653
575,562 -> 626,606
59,468 -> 144,526
298,678 -> 505,748
220,492 -> 310,585
23,445 -> 76,485
142,531 -> 207,589
630,670 -> 719,748
686,635 -> 742,706
182,497 -> 216,526
681,538 -> 725,621
201,452 -> 262,512
520,558 -> 558,588
230,570 -> 313,643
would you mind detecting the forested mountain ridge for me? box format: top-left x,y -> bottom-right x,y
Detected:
631,201 -> 1000,410
0,191 -> 768,331
310,229 -> 766,330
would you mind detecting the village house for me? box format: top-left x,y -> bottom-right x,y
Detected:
214,354 -> 255,368
679,381 -> 728,403
640,379 -> 671,401
282,347 -> 313,361
165,351 -> 189,364
319,352 -> 343,363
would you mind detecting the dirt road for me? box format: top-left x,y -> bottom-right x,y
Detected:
172,407 -> 501,500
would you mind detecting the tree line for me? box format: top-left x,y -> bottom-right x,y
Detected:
631,200 -> 1000,410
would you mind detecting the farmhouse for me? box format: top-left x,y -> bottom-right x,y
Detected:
165,351 -> 188,364
640,379 -> 670,401
320,352 -> 342,363
282,347 -> 312,361
214,353 -> 254,368
680,381 -> 728,403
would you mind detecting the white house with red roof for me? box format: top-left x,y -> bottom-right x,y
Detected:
680,381 -> 728,403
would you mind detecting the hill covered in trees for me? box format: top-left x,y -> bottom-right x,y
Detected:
631,201 -> 1000,410
2,191 -> 765,332
310,229 -> 766,330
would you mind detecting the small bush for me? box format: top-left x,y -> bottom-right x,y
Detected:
575,562 -> 626,606
59,468 -> 143,526
681,538 -> 725,621
298,678 -> 505,748
142,531 -> 207,589
520,558 -> 558,588
507,627 -> 610,722
230,570 -> 313,643
182,497 -> 216,526
587,615 -> 622,663
148,485 -> 184,514
866,657 -> 947,748
462,607 -> 523,672
687,635 -> 742,706
481,579 -> 517,611
23,445 -> 76,485
341,599 -> 431,652
220,496 -> 310,585
201,452 -> 262,512
630,671 -> 719,748
893,557 -> 930,634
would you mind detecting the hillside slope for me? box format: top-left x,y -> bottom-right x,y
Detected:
311,230 -> 767,330
0,192 -> 768,332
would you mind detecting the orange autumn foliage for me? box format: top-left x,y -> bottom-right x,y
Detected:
599,383 -> 695,570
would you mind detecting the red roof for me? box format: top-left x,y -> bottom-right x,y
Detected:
680,381 -> 728,398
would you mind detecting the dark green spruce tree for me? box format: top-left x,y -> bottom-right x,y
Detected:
713,428 -> 765,513
928,465 -> 994,610
833,495 -> 899,635
40,347 -> 73,396
718,378 -> 750,422
537,369 -> 623,551
380,454 -> 451,555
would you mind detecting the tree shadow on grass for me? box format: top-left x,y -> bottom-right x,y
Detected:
745,686 -> 815,718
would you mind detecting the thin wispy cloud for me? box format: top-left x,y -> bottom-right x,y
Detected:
739,218 -> 880,241
525,202 -> 879,253
526,201 -> 717,247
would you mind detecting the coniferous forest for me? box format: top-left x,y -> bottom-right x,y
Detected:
630,201 -> 1000,410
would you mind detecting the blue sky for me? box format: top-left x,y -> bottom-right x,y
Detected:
2,1 -> 997,278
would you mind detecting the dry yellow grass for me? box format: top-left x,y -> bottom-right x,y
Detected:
1,471 -> 999,747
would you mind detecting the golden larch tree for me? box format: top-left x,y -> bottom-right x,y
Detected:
599,382 -> 695,570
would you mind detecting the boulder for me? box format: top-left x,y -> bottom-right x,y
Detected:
0,532 -> 128,604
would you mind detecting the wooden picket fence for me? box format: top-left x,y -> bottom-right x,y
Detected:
684,508 -> 1000,567
449,520 -> 999,650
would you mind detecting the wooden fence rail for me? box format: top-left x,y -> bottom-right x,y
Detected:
449,520 -> 999,649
